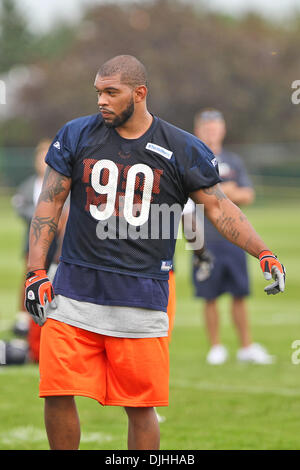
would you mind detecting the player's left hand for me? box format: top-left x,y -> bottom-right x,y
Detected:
24,269 -> 55,326
259,250 -> 286,295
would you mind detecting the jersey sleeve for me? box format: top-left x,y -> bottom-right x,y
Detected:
180,137 -> 222,197
45,123 -> 75,177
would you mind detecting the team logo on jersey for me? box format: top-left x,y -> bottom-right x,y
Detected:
146,143 -> 173,160
118,150 -> 131,160
53,140 -> 61,150
27,290 -> 35,300
160,260 -> 173,271
211,157 -> 218,167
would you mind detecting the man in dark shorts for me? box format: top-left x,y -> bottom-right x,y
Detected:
190,109 -> 275,365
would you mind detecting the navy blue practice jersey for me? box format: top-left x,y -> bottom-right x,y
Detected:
46,113 -> 221,280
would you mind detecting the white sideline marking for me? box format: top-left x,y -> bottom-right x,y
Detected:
81,432 -> 113,443
0,426 -> 45,446
0,426 -> 113,446
172,379 -> 300,397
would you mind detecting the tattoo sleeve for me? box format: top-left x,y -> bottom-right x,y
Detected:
28,166 -> 71,270
38,166 -> 70,203
202,185 -> 228,201
191,184 -> 269,258
212,201 -> 268,257
215,211 -> 240,242
31,216 -> 58,244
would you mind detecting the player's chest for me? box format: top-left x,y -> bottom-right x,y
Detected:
71,142 -> 181,219
73,141 -> 178,194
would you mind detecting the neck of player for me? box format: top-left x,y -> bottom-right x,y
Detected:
115,108 -> 153,140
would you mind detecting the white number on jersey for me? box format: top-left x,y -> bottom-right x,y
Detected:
89,161 -> 154,226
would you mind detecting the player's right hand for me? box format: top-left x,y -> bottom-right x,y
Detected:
24,269 -> 55,326
194,250 -> 214,282
259,250 -> 286,295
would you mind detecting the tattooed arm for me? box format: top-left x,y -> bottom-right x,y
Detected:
28,166 -> 71,270
190,184 -> 269,258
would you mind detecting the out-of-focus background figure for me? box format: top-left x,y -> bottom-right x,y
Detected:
9,139 -> 68,364
189,109 -> 275,365
11,140 -> 55,337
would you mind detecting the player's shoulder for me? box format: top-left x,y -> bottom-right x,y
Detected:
57,113 -> 104,152
156,116 -> 194,141
63,113 -> 102,133
156,117 -> 213,157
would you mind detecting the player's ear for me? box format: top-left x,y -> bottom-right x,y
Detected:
134,85 -> 148,103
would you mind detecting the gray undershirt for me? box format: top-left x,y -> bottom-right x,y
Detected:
46,294 -> 169,338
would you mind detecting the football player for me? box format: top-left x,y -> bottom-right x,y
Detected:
24,55 -> 285,450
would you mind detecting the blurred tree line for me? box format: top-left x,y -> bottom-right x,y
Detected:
1,0 -> 300,146
0,0 -> 76,71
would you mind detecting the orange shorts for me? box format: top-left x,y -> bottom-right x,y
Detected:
39,319 -> 169,407
28,318 -> 41,363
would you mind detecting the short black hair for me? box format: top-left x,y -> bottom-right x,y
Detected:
97,55 -> 148,89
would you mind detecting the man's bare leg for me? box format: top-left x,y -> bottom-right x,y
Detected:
231,297 -> 252,348
203,299 -> 220,346
44,396 -> 81,450
125,406 -> 160,450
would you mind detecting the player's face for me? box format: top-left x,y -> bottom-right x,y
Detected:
94,74 -> 135,128
195,120 -> 226,147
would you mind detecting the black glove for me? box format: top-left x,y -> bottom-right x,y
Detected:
194,250 -> 214,282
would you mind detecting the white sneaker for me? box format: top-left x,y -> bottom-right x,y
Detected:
206,345 -> 228,365
237,343 -> 275,364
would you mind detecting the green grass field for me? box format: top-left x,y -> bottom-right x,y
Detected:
0,194 -> 299,450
